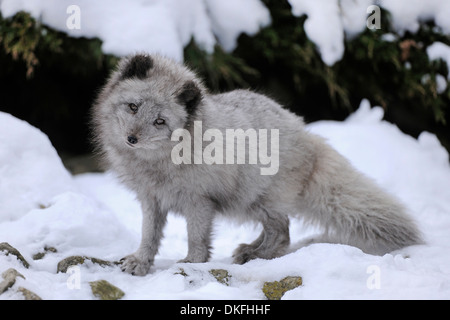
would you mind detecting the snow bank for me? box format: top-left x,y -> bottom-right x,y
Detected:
379,0 -> 450,34
2,0 -> 450,66
0,0 -> 270,61
288,0 -> 373,66
1,101 -> 450,300
205,0 -> 271,52
288,0 -> 450,65
0,112 -> 73,222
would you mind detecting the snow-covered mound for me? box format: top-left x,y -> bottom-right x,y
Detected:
1,101 -> 450,300
0,112 -> 73,221
0,0 -> 271,62
288,0 -> 450,65
2,0 -> 450,65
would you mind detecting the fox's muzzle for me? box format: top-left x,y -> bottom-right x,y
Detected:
127,135 -> 138,144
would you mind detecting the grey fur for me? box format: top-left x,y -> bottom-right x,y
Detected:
91,53 -> 423,276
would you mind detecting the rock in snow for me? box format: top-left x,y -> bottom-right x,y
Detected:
0,243 -> 29,269
209,269 -> 232,286
262,276 -> 303,300
0,268 -> 25,294
57,256 -> 115,273
89,280 -> 125,300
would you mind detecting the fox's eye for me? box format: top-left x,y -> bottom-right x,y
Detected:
154,118 -> 165,126
128,103 -> 138,113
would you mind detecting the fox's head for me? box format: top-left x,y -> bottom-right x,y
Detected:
92,53 -> 204,153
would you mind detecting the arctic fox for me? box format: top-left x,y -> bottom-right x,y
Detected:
91,53 -> 422,276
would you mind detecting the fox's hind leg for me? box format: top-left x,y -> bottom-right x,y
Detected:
232,232 -> 264,264
232,208 -> 290,264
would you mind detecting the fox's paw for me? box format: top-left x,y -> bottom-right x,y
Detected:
177,252 -> 209,264
232,243 -> 258,264
120,253 -> 152,276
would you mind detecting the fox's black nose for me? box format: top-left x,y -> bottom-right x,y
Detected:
127,135 -> 138,144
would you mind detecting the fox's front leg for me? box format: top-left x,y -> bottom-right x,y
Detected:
121,198 -> 167,276
178,208 -> 213,263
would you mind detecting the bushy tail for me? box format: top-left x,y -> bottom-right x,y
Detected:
322,194 -> 423,255
300,138 -> 423,255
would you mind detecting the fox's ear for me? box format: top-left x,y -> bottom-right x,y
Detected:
177,81 -> 202,114
120,54 -> 153,80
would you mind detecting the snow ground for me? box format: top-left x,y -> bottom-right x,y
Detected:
1,100 -> 450,300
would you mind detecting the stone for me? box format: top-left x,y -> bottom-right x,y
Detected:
32,246 -> 57,260
262,276 -> 302,300
209,269 -> 231,286
57,256 -> 113,273
174,268 -> 188,277
0,242 -> 30,268
0,268 -> 25,294
89,280 -> 125,300
89,257 -> 114,267
57,256 -> 86,273
18,287 -> 42,300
